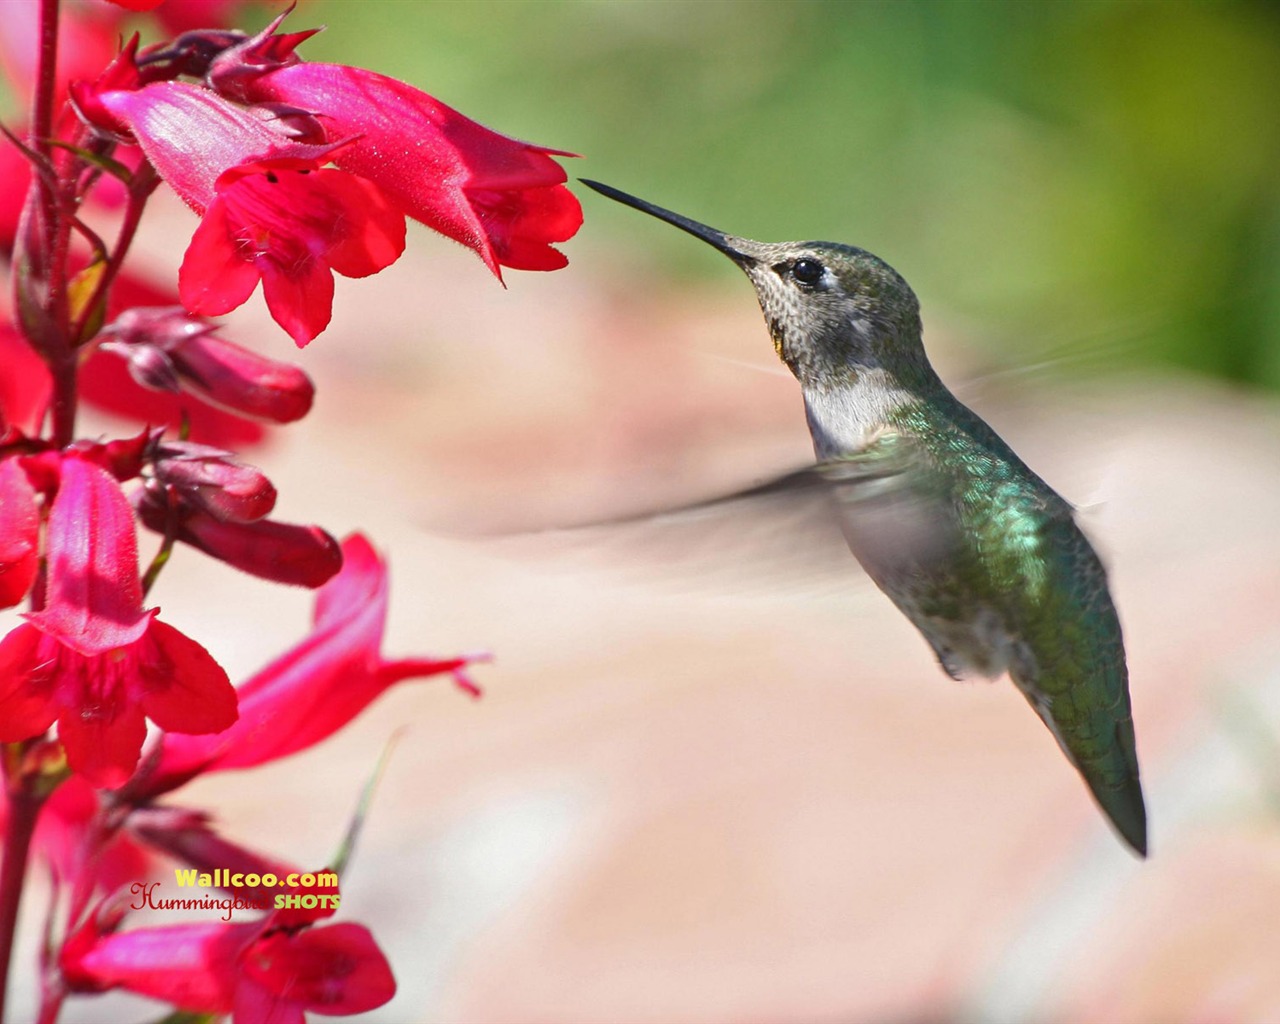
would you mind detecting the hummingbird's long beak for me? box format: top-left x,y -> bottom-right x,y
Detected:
580,179 -> 759,267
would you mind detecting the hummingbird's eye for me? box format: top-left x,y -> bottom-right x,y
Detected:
790,258 -> 825,287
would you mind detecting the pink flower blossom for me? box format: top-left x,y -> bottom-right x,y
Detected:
137,533 -> 481,797
0,458 -> 236,788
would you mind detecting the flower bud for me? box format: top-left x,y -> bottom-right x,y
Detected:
205,10 -> 316,100
152,443 -> 277,523
98,338 -> 181,393
140,28 -> 248,79
68,35 -> 147,140
100,307 -> 314,423
138,496 -> 342,588
168,330 -> 314,423
129,806 -> 303,903
103,305 -> 212,347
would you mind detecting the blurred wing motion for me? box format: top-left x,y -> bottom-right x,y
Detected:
461,465 -> 857,595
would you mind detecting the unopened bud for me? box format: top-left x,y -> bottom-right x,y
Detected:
169,331 -> 314,423
138,498 -> 342,588
139,29 -> 248,79
68,35 -> 146,140
99,338 -> 181,393
152,444 -> 277,523
99,307 -> 314,423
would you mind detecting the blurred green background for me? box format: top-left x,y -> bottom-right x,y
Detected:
283,0 -> 1280,391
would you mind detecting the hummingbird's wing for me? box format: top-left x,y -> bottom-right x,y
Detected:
815,431 -> 964,590
449,465 -> 871,595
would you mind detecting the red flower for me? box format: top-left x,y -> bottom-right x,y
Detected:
0,458 -> 39,608
0,458 -> 237,788
62,915 -> 395,1022
96,82 -> 406,345
240,61 -> 583,276
138,533 -> 481,797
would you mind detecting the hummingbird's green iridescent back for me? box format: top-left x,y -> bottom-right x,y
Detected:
581,179 -> 1147,856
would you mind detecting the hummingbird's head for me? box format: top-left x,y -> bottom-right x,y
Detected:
582,180 -> 928,391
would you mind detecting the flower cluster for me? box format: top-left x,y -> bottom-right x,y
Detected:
0,0 -> 575,1020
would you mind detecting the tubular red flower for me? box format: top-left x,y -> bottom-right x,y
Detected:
0,458 -> 237,787
0,458 -> 39,608
139,534 -> 481,797
95,83 -> 407,344
62,916 -> 395,1020
243,62 -> 582,276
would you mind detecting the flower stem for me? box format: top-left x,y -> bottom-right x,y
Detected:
73,161 -> 160,345
0,765 -> 42,1024
30,0 -> 78,449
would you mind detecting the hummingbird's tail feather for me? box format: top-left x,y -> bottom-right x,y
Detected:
1015,674 -> 1148,857
1078,709 -> 1148,857
1088,761 -> 1148,857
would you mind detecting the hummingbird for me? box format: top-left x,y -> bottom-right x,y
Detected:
581,179 -> 1147,856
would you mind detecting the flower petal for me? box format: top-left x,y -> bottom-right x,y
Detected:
233,978 -> 305,1024
179,198 -> 264,316
180,162 -> 405,344
136,618 -> 237,735
259,252 -> 335,347
0,458 -> 39,608
96,81 -> 336,211
0,624 -> 58,741
319,171 -> 408,278
27,457 -> 150,655
239,924 -> 395,1015
57,697 -> 149,790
